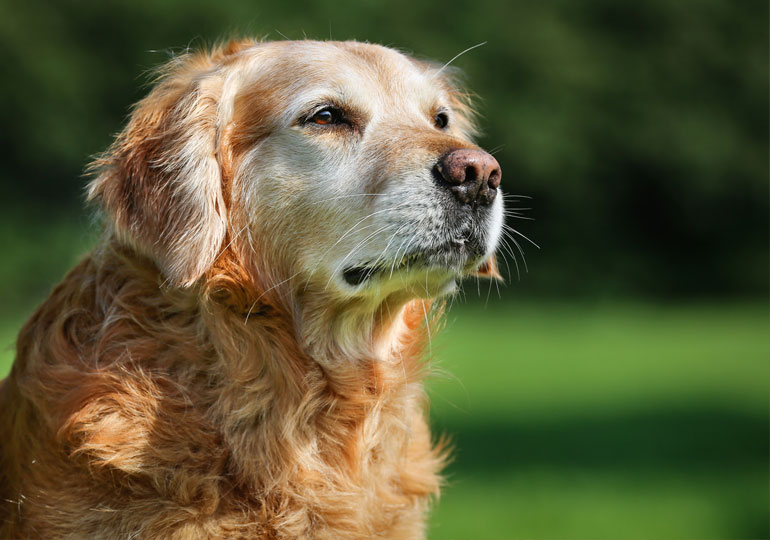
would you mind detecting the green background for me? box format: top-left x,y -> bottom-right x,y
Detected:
0,0 -> 767,538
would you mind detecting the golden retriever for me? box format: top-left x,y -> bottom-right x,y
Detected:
0,39 -> 503,539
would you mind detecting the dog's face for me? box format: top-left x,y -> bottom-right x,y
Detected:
90,40 -> 503,303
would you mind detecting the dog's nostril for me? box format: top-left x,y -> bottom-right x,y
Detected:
464,165 -> 478,182
488,168 -> 501,189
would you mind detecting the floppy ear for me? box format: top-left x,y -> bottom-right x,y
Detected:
88,56 -> 227,287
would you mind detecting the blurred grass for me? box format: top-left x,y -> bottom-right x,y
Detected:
1,276 -> 766,538
426,301 -> 768,539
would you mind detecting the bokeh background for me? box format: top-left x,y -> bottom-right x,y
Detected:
1,0 -> 767,538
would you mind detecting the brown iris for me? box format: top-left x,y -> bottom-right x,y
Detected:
310,107 -> 342,125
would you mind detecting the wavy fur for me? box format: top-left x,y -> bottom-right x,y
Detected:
0,39 -> 499,539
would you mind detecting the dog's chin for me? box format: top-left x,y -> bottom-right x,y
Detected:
337,244 -> 485,298
339,265 -> 458,299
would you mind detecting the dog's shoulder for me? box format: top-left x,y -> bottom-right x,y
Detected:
2,250 -> 239,536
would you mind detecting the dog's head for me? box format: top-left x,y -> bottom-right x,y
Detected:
89,40 -> 503,303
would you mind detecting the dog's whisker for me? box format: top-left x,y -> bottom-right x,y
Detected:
497,242 -> 514,283
303,193 -> 389,206
421,299 -> 433,361
486,144 -> 506,156
498,233 -> 521,280
322,202 -> 412,258
388,235 -> 411,278
384,231 -> 412,279
502,223 -> 540,249
433,41 -> 487,77
303,220 -> 391,285
508,234 -> 529,274
215,224 -> 249,260
323,223 -> 398,291
369,222 -> 411,270
390,232 -> 420,279
244,268 -> 305,324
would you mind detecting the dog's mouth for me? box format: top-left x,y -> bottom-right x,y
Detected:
342,252 -> 425,287
342,266 -> 385,286
341,243 -> 483,287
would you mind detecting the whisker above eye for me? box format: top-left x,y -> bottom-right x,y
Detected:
433,41 -> 487,77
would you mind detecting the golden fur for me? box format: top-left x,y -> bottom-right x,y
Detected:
0,39 -> 501,539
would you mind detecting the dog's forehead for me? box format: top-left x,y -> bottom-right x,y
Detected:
239,41 -> 445,111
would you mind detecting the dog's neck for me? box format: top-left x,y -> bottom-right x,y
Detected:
204,240 -> 433,371
9,236 -> 441,534
201,270 -> 433,405
196,247 -> 437,489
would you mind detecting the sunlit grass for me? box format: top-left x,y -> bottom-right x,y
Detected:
427,301 -> 768,539
429,301 -> 768,416
430,467 -> 766,540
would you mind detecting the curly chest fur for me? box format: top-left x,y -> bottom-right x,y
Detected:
0,253 -> 444,540
50,381 -> 439,539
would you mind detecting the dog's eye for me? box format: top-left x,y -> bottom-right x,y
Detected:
434,111 -> 449,129
309,107 -> 344,126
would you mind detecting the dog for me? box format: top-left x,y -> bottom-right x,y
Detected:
0,39 -> 503,539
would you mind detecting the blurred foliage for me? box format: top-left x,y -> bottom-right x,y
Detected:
0,0 -> 767,303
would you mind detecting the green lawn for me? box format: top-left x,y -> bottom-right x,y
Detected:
1,296 -> 767,539
427,301 -> 768,539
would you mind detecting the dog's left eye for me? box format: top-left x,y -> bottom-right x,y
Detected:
434,111 -> 449,129
308,107 -> 344,126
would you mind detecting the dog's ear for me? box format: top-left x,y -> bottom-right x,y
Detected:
88,55 -> 227,287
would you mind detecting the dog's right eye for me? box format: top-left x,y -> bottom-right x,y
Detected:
434,111 -> 449,129
307,107 -> 344,126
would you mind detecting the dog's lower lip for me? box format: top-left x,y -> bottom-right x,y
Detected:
342,253 -> 423,286
342,247 -> 471,287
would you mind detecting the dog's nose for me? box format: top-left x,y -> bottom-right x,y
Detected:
435,149 -> 501,206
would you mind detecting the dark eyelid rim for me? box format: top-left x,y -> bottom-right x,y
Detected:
434,107 -> 450,129
298,102 -> 351,127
